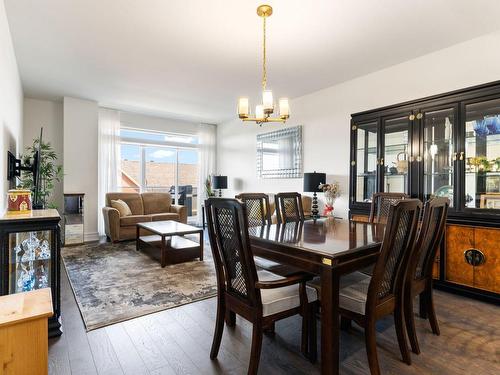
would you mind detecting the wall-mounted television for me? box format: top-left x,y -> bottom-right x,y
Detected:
7,128 -> 43,209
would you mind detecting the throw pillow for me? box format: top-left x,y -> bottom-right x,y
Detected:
111,199 -> 132,217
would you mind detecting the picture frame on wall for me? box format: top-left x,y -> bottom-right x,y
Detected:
479,193 -> 500,209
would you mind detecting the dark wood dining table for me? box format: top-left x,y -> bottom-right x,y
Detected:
248,218 -> 385,375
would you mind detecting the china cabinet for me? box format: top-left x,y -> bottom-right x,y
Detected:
350,80 -> 500,303
0,209 -> 62,337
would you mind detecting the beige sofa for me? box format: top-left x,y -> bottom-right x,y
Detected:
102,192 -> 187,242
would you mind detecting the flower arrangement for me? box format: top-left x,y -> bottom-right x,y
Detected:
318,182 -> 340,216
204,175 -> 215,198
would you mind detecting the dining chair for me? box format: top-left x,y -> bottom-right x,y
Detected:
309,199 -> 422,375
369,192 -> 410,224
236,193 -> 304,279
404,197 -> 449,355
275,192 -> 305,224
205,198 -> 318,374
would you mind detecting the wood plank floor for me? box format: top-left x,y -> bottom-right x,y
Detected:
51,259 -> 500,374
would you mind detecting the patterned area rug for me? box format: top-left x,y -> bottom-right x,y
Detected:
62,240 -> 217,331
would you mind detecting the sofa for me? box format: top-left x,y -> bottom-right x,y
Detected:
102,192 -> 187,242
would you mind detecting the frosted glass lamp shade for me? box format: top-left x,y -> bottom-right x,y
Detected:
255,105 -> 265,120
238,97 -> 249,118
279,98 -> 290,119
262,90 -> 274,114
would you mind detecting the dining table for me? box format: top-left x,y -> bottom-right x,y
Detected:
248,217 -> 385,375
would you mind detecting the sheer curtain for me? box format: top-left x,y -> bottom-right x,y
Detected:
197,123 -> 216,226
98,108 -> 121,236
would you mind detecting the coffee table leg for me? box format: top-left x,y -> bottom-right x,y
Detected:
199,231 -> 204,261
161,235 -> 167,268
136,225 -> 140,251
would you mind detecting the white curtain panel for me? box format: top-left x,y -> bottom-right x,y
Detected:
97,108 -> 121,236
197,123 -> 216,226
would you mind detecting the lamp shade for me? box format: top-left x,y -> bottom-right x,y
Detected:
303,172 -> 326,193
212,175 -> 228,190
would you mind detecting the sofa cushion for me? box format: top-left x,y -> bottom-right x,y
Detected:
110,199 -> 132,217
106,193 -> 144,215
142,192 -> 172,215
120,215 -> 152,227
150,213 -> 180,222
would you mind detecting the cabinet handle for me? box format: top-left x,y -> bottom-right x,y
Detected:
351,160 -> 356,166
409,114 -> 415,121
464,249 -> 485,266
452,152 -> 457,161
416,113 -> 423,120
459,152 -> 464,161
379,158 -> 384,165
409,156 -> 415,162
416,155 -> 422,162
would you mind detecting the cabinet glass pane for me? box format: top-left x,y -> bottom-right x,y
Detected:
465,99 -> 500,209
355,122 -> 377,203
8,231 -> 52,294
423,109 -> 455,206
383,117 -> 409,194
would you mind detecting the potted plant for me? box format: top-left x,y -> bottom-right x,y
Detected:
204,175 -> 216,198
18,138 -> 63,209
318,182 -> 340,216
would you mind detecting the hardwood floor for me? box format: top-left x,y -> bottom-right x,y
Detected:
50,262 -> 500,374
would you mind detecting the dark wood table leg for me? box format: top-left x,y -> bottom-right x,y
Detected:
202,205 -> 206,230
136,225 -> 140,251
199,231 -> 204,261
161,235 -> 167,267
321,265 -> 340,375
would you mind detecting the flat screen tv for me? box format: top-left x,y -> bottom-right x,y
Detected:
7,128 -> 43,209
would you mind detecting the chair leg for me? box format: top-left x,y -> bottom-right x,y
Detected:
308,303 -> 318,363
394,304 -> 411,365
365,319 -> 381,375
426,287 -> 440,336
404,293 -> 420,355
248,322 -> 263,375
263,322 -> 275,336
299,282 -> 309,357
340,316 -> 352,331
210,294 -> 225,359
419,292 -> 428,319
225,309 -> 236,327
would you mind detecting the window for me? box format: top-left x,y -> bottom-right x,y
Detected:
118,128 -> 200,220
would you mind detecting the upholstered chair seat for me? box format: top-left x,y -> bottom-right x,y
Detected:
257,270 -> 318,317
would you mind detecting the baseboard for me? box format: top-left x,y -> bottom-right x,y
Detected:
84,232 -> 100,242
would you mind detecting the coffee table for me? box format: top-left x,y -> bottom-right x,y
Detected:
136,221 -> 203,267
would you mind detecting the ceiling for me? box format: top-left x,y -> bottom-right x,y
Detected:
5,0 -> 500,123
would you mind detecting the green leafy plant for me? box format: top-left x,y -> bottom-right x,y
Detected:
205,175 -> 215,198
19,138 -> 63,209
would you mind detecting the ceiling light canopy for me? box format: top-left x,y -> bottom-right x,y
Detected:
237,4 -> 289,125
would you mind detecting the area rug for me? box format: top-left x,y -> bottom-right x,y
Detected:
62,240 -> 217,331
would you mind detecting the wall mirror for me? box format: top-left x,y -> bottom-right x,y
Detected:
256,125 -> 302,178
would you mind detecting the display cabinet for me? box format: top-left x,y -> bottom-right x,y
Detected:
0,209 -> 62,337
350,80 -> 500,303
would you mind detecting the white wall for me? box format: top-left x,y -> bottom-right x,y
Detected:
23,98 -> 64,210
217,31 -> 500,219
0,1 -> 23,212
63,96 -> 98,240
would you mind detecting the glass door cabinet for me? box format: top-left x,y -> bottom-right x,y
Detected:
350,81 -> 500,304
0,209 -> 62,337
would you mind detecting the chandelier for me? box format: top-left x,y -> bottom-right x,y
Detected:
237,4 -> 290,125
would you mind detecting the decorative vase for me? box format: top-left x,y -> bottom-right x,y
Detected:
484,116 -> 500,135
473,119 -> 489,136
323,204 -> 334,217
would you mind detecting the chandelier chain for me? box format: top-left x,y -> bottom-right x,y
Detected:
262,15 -> 267,90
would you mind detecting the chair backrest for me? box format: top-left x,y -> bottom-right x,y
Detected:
368,199 -> 422,306
235,193 -> 271,227
408,197 -> 449,282
275,192 -> 305,223
205,198 -> 260,308
369,192 -> 409,224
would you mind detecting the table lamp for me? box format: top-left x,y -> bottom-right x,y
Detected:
212,175 -> 228,197
303,171 -> 326,220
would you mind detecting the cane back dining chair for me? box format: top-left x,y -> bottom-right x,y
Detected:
236,193 -> 304,278
275,192 -> 305,224
205,198 -> 318,375
404,197 -> 449,355
369,192 -> 409,224
309,199 -> 422,375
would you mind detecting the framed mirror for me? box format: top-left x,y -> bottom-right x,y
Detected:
256,125 -> 302,178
